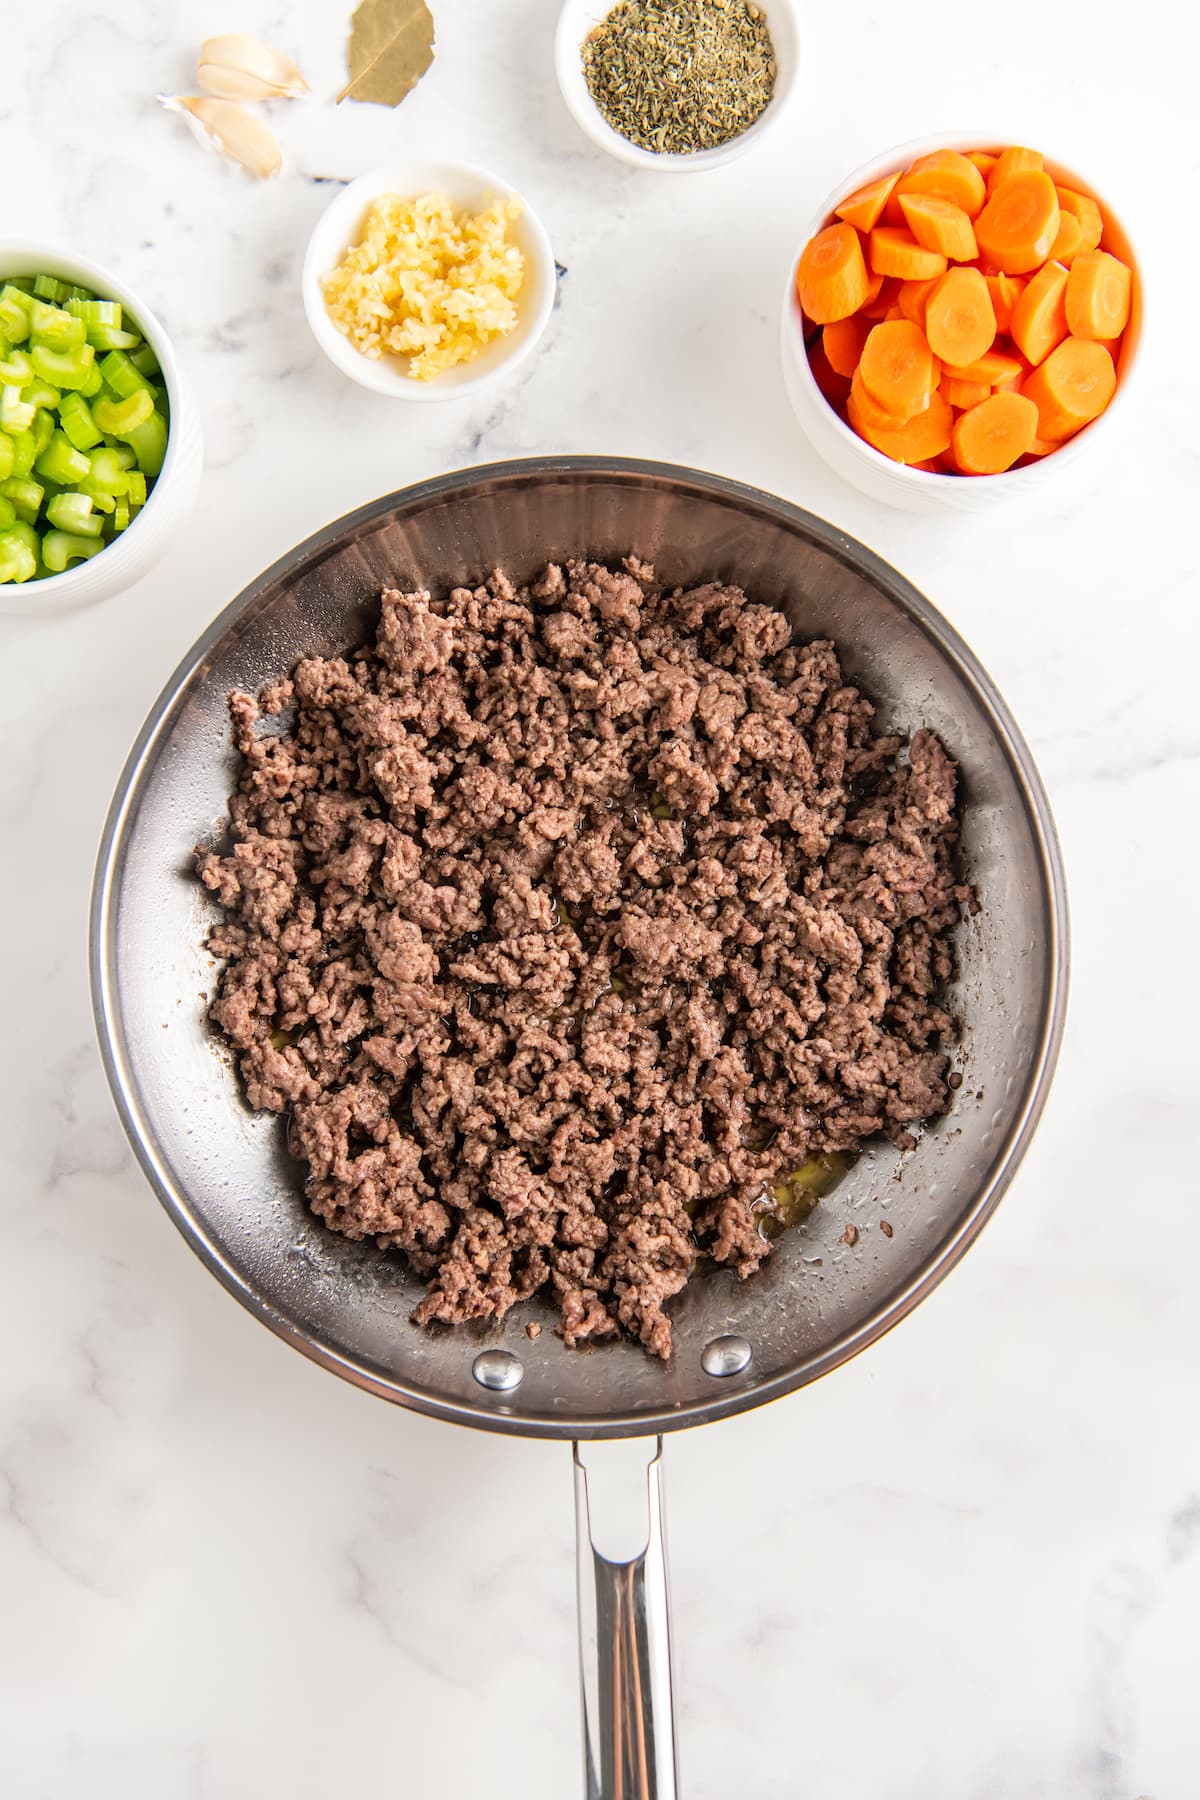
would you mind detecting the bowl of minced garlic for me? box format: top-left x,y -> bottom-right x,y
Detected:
303,161 -> 556,398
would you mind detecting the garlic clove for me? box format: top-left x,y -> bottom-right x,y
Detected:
197,33 -> 309,101
159,95 -> 283,180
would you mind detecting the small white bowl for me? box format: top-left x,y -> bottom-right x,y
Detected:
555,0 -> 799,173
780,134 -> 1144,514
302,161 -> 556,402
0,242 -> 202,616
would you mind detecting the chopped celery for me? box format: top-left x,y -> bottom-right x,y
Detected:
7,429 -> 36,477
78,360 -> 103,398
123,409 -> 167,476
29,341 -> 95,391
0,494 -> 14,527
84,447 -> 129,494
1,477 -> 45,523
0,348 -> 34,385
99,349 -> 153,397
22,379 -> 62,412
106,442 -> 137,469
0,387 -> 36,433
32,274 -> 69,302
66,298 -> 121,327
35,430 -> 91,486
125,469 -> 147,505
86,322 -> 140,352
0,436 -> 11,481
42,529 -> 103,572
30,301 -> 87,349
0,293 -> 30,343
0,527 -> 37,583
58,392 -> 103,451
112,498 -> 131,532
78,482 -> 116,513
92,389 -> 153,437
30,409 -> 55,457
62,283 -> 95,302
130,342 -> 160,378
6,277 -> 34,295
46,492 -> 102,536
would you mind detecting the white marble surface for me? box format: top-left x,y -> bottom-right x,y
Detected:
2,2 -> 1198,1796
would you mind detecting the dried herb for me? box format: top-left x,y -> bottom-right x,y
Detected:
338,0 -> 435,107
582,0 -> 776,156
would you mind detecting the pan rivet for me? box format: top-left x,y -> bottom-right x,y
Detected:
701,1335 -> 753,1378
472,1349 -> 524,1392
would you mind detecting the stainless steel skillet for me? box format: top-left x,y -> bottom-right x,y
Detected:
90,457 -> 1068,1798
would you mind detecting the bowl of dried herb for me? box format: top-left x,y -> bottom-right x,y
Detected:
555,0 -> 799,171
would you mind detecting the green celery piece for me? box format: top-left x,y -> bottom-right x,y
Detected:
22,378 -> 61,412
66,298 -> 121,327
112,498 -> 131,532
30,409 -> 55,458
129,342 -> 160,378
78,480 -> 116,513
84,447 -> 129,495
0,294 -> 30,343
42,529 -> 103,573
1,477 -> 45,523
0,348 -> 34,385
35,430 -> 91,486
7,429 -> 36,477
0,494 -> 14,527
78,360 -> 104,398
0,527 -> 38,583
46,492 -> 102,536
124,469 -> 147,505
32,274 -> 69,302
29,341 -> 95,392
122,409 -> 167,476
0,386 -> 36,433
86,322 -> 140,352
6,278 -> 34,296
101,440 -> 137,468
62,283 -> 95,301
0,436 -> 12,482
100,349 -> 153,397
58,392 -> 103,452
30,300 -> 87,349
92,389 -> 153,438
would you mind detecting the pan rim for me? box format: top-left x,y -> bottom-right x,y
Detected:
89,455 -> 1070,1440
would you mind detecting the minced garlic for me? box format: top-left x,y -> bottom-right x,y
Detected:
321,191 -> 526,381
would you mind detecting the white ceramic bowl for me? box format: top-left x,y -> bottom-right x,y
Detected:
780,135 -> 1144,513
0,242 -> 202,616
555,0 -> 799,173
302,161 -> 556,402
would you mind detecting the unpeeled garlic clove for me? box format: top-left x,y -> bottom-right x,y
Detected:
197,33 -> 309,102
159,95 -> 282,179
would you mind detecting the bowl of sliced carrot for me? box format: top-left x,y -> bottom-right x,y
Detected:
780,136 -> 1141,511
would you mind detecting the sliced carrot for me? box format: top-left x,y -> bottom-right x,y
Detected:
941,347 -> 1025,387
1056,187 -> 1104,253
808,334 -> 853,406
848,366 -> 906,432
897,150 -> 987,218
860,275 -> 897,319
834,172 -> 901,235
974,170 -> 1061,274
1024,435 -> 1060,457
923,267 -> 996,367
796,222 -> 870,324
861,268 -> 885,305
1065,250 -> 1132,340
822,313 -> 873,378
1010,260 -> 1069,367
951,391 -> 1039,473
1021,336 -> 1116,440
883,304 -> 906,321
869,226 -> 948,281
897,192 -> 978,262
858,319 -> 937,420
940,373 -> 991,408
896,275 -> 941,327
1048,211 -> 1083,264
908,457 -> 946,472
984,273 -> 1025,334
967,151 -> 998,180
987,146 -> 1043,193
848,380 -> 954,463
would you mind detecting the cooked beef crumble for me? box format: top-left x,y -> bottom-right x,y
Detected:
197,560 -> 970,1358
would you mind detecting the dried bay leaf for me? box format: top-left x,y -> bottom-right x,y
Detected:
337,0 -> 435,106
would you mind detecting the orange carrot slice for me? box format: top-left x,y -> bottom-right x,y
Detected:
942,348 -> 1025,387
1010,261 -> 1070,366
1065,250 -> 1132,340
908,457 -> 947,472
1049,211 -> 1084,264
984,273 -> 1025,334
897,193 -> 978,262
822,314 -> 872,379
974,170 -> 1061,273
858,319 -> 937,421
848,379 -> 954,463
869,227 -> 948,281
951,391 -> 1039,473
860,274 -> 898,319
988,146 -> 1043,193
896,276 -> 941,327
1021,337 -> 1116,439
834,172 -> 900,234
808,334 -> 853,406
796,223 -> 870,324
897,150 -> 987,218
1024,435 -> 1060,457
968,151 -> 998,180
923,267 -> 996,367
847,366 -> 903,432
940,374 -> 991,408
1055,187 -> 1104,253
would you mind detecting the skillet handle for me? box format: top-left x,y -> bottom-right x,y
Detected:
572,1438 -> 679,1800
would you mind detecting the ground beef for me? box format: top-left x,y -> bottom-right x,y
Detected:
197,561 -> 971,1359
